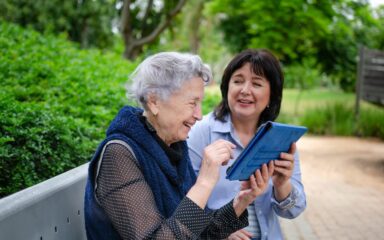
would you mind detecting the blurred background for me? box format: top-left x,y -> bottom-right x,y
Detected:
0,0 -> 383,200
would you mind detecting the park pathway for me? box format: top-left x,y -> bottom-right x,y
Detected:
280,136 -> 384,240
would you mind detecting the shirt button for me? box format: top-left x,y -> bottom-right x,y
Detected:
258,210 -> 262,214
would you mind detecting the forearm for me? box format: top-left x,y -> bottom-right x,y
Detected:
273,180 -> 292,202
186,179 -> 214,209
232,194 -> 249,217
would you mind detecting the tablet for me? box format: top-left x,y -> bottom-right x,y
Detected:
226,121 -> 307,181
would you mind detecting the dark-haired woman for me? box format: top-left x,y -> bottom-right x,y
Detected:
188,49 -> 306,240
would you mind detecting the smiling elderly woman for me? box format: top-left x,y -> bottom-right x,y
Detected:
84,52 -> 273,240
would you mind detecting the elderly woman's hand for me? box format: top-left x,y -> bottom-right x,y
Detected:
197,139 -> 236,188
187,139 -> 235,209
233,161 -> 274,217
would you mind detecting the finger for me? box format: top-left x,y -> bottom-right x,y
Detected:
229,235 -> 241,240
223,142 -> 236,158
261,163 -> 269,181
289,142 -> 297,154
274,166 -> 290,176
240,229 -> 253,238
274,160 -> 292,169
222,158 -> 230,166
248,173 -> 257,189
235,229 -> 253,239
228,234 -> 240,240
279,152 -> 294,162
254,169 -> 263,188
268,160 -> 275,176
240,182 -> 249,191
216,139 -> 236,149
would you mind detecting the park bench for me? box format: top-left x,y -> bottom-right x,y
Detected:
0,163 -> 88,240
355,46 -> 384,118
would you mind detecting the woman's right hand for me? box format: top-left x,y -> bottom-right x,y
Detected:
187,139 -> 235,209
197,139 -> 236,188
232,161 -> 274,217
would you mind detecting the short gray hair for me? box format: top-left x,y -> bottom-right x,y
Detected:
127,52 -> 212,108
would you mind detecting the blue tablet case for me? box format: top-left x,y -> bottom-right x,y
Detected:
226,121 -> 307,181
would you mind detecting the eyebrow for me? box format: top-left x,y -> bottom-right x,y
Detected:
232,73 -> 265,81
191,96 -> 201,101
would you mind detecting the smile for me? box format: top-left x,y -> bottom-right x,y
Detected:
238,99 -> 254,104
183,122 -> 194,129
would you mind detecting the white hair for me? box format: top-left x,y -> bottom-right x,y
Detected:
127,52 -> 212,109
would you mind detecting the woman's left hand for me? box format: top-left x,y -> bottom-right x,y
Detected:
272,142 -> 296,188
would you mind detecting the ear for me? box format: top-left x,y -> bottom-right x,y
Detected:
146,94 -> 159,116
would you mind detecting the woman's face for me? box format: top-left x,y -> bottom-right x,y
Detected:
153,77 -> 204,145
227,62 -> 271,123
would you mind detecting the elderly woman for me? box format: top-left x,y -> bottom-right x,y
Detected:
84,52 -> 274,240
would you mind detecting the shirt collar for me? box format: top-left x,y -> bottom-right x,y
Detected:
211,113 -> 245,148
211,113 -> 232,133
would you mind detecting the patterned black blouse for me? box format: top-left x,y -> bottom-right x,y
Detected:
95,140 -> 248,239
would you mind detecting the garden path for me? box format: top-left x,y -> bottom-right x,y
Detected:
280,136 -> 384,240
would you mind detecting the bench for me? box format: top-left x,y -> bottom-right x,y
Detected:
0,163 -> 88,240
355,46 -> 384,118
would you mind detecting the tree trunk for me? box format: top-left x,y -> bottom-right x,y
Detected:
188,0 -> 205,53
121,0 -> 187,60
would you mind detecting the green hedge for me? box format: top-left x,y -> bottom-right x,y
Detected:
0,22 -> 137,197
300,103 -> 384,139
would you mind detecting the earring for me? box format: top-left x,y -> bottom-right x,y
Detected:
266,104 -> 270,109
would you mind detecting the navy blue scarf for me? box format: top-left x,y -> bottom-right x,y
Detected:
87,106 -> 196,219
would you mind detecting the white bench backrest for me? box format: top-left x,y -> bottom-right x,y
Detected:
0,163 -> 88,240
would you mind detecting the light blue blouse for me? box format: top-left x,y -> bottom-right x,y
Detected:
187,112 -> 307,240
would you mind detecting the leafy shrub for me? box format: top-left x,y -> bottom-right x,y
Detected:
284,58 -> 333,89
300,102 -> 384,139
0,22 -> 137,197
202,90 -> 221,115
356,107 -> 384,139
0,96 -> 96,195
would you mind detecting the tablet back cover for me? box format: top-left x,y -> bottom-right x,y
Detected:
226,121 -> 307,181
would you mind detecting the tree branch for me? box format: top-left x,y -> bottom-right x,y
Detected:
121,0 -> 132,43
132,0 -> 187,47
141,0 -> 154,36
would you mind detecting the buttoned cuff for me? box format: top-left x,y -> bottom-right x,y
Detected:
271,186 -> 299,210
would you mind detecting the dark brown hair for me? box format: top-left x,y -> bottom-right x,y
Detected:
214,49 -> 284,127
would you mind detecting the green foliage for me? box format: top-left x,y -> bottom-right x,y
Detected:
0,0 -> 116,48
372,6 -> 384,49
356,107 -> 384,139
0,96 -> 95,195
300,103 -> 355,136
284,58 -> 331,89
202,89 -> 221,115
300,102 -> 384,140
207,0 -> 382,92
145,0 -> 233,83
0,22 -> 136,197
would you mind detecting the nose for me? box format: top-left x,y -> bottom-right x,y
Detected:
240,81 -> 251,95
193,104 -> 203,120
